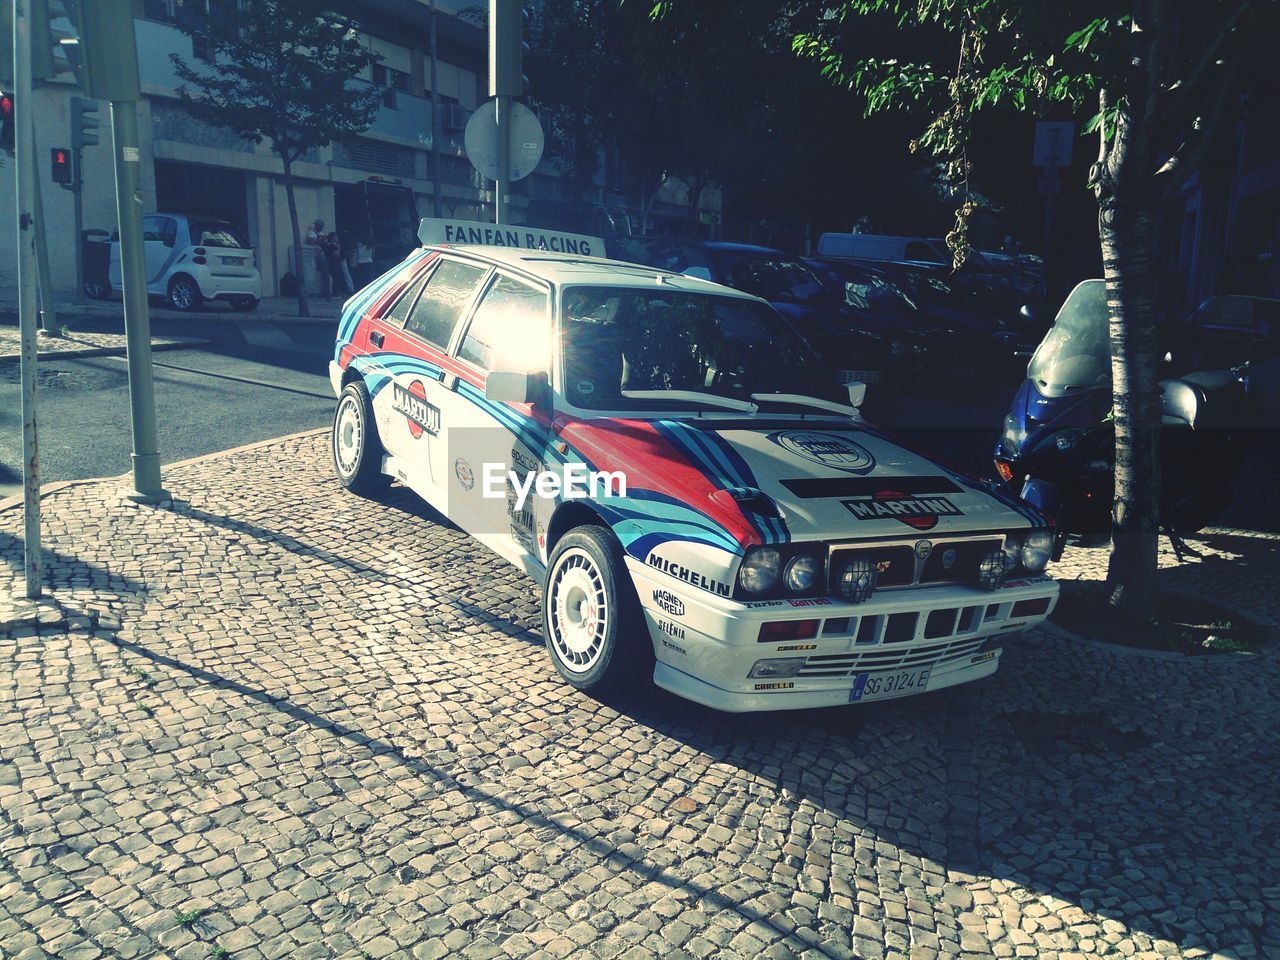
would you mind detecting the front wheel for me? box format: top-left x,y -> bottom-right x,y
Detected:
543,526 -> 651,693
332,381 -> 388,496
167,275 -> 202,312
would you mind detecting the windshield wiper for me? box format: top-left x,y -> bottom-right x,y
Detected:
621,389 -> 759,414
750,393 -> 858,416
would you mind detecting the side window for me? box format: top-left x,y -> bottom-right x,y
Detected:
404,260 -> 488,348
905,240 -> 942,263
458,275 -> 549,372
159,218 -> 178,248
381,267 -> 433,329
142,216 -> 164,242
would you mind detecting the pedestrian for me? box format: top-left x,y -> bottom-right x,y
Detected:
326,231 -> 354,296
355,232 -> 375,288
306,218 -> 330,297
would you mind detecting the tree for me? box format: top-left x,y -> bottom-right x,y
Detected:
778,0 -> 1275,620
170,0 -> 383,317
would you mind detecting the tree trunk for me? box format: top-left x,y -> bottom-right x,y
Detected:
1097,183 -> 1162,620
282,155 -> 310,319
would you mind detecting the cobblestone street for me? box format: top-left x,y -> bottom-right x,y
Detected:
1,432 -> 1276,960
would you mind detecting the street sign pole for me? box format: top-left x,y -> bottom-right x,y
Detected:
428,0 -> 442,219
31,141 -> 57,334
13,0 -> 43,598
72,145 -> 85,302
109,99 -> 168,502
494,94 -> 510,224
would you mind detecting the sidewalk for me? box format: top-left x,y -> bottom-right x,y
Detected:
49,294 -> 346,327
0,433 -> 1275,960
0,326 -> 205,364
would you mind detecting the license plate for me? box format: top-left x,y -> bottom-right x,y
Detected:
221,256 -> 244,265
849,666 -> 931,703
838,369 -> 881,384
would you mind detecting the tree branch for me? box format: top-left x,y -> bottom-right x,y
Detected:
1152,58 -> 1240,204
1157,0 -> 1248,123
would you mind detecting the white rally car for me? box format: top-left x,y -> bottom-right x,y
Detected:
329,218 -> 1059,712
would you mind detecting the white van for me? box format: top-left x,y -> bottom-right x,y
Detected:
816,233 -> 951,264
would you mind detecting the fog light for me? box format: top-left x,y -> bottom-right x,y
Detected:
976,549 -> 1007,591
748,657 -> 808,679
837,558 -> 878,603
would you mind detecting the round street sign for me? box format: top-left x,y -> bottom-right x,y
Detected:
464,99 -> 545,183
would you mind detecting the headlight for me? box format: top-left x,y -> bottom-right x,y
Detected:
783,554 -> 819,592
976,548 -> 1007,591
1001,414 -> 1026,455
836,557 -> 878,603
1002,535 -> 1023,570
738,547 -> 781,594
1022,530 -> 1054,572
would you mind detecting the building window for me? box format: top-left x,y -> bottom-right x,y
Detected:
372,64 -> 412,110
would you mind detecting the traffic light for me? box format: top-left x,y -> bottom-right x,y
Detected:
1,92 -> 14,155
71,96 -> 99,150
51,147 -> 73,184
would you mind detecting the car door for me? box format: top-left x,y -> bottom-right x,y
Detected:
435,271 -> 553,571
109,215 -> 174,290
381,257 -> 491,504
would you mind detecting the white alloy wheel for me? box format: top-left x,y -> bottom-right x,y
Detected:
333,393 -> 363,480
547,547 -> 610,673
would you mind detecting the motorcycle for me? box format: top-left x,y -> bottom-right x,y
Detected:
993,280 -> 1257,539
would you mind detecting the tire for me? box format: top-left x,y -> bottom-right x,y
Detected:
543,526 -> 652,693
167,274 -> 202,312
230,296 -> 260,312
332,381 -> 388,496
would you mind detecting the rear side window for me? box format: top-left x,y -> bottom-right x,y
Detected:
458,275 -> 549,372
404,260 -> 488,347
381,267 -> 432,329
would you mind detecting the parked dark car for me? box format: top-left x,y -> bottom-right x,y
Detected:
804,256 -> 986,379
620,238 -> 922,388
854,259 -> 1043,374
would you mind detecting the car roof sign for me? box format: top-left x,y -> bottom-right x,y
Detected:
418,217 -> 606,258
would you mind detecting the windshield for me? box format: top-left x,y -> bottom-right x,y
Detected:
1027,280 -> 1109,393
190,219 -> 247,249
560,286 -> 843,411
713,252 -> 829,305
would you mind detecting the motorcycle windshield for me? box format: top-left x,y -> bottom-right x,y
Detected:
1027,279 -> 1109,396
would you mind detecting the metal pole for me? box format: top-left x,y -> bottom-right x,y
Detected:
31,142 -> 57,334
14,0 -> 43,598
73,149 -> 85,303
108,99 -> 168,503
429,0 -> 442,219
495,94 -> 509,224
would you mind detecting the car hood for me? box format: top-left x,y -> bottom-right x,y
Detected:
557,416 -> 1047,554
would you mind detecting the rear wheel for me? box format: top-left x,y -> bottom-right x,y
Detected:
167,275 -> 202,312
332,381 -> 388,496
543,526 -> 651,692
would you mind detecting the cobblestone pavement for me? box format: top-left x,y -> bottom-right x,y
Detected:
1,433 -> 1277,960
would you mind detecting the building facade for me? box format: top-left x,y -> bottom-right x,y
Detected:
2,0 -> 718,300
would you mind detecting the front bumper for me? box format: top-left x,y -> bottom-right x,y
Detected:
629,558 -> 1058,713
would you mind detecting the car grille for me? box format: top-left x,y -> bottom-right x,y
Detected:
828,535 -> 1003,593
797,635 -> 986,678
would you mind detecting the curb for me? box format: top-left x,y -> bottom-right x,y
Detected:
0,427 -> 330,515
0,338 -> 208,364
48,303 -> 342,327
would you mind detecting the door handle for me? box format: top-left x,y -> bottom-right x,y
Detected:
370,331 -> 385,348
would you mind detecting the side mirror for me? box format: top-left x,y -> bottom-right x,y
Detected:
846,381 -> 867,408
485,370 -> 550,405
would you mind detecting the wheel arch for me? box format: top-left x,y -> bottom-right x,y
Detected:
546,500 -> 611,558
